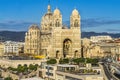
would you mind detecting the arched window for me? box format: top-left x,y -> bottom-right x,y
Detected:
56,50 -> 59,58
55,19 -> 60,27
50,23 -> 52,26
57,21 -> 60,27
74,50 -> 78,58
74,20 -> 79,27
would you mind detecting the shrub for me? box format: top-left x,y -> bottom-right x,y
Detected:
29,64 -> 37,71
72,58 -> 85,65
47,58 -> 57,64
59,58 -> 69,64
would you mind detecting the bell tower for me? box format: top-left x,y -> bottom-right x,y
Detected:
53,8 -> 62,28
70,9 -> 80,29
70,8 -> 81,57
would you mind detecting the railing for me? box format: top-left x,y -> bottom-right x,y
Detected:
105,64 -> 119,80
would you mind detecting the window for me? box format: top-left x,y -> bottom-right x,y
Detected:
46,72 -> 53,76
46,66 -> 48,69
74,19 -> 79,27
49,67 -> 53,70
55,19 -> 60,27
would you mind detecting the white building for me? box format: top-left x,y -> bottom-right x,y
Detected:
4,41 -> 24,55
39,64 -> 104,80
90,35 -> 112,42
39,64 -> 57,80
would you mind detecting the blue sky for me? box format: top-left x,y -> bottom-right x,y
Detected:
0,0 -> 120,33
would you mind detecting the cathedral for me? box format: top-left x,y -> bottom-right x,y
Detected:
24,5 -> 81,58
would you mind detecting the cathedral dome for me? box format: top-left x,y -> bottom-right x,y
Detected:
29,24 -> 39,30
72,9 -> 79,16
54,8 -> 61,15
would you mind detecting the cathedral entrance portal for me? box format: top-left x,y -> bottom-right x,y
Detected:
63,39 -> 72,58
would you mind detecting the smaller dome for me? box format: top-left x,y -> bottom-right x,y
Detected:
72,9 -> 79,16
29,24 -> 39,30
54,8 -> 61,15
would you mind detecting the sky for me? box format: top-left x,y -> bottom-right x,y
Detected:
0,0 -> 120,33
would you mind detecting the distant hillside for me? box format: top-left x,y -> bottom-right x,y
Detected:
81,32 -> 120,38
0,31 -> 120,42
0,31 -> 26,42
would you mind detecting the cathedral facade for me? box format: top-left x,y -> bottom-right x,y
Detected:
24,5 -> 81,58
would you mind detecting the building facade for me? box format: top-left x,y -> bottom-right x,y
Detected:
24,25 -> 40,55
4,41 -> 24,55
24,5 -> 81,58
0,42 -> 4,56
39,64 -> 104,80
90,35 -> 112,43
81,38 -> 105,58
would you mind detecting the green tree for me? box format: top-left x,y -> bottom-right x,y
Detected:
86,58 -> 92,63
8,67 -> 17,71
17,65 -> 27,73
35,64 -> 38,67
59,58 -> 69,64
8,67 -> 12,70
92,58 -> 98,64
23,64 -> 28,72
85,58 -> 98,64
29,64 -> 37,71
17,65 -> 23,73
72,58 -> 85,65
29,64 -> 34,70
4,77 -> 13,80
47,58 -> 57,64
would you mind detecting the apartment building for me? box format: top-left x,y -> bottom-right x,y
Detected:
39,64 -> 104,80
4,41 -> 24,55
90,36 -> 112,42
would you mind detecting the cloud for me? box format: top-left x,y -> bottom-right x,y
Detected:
63,18 -> 120,29
1,18 -> 120,31
106,29 -> 120,32
81,18 -> 120,28
0,20 -> 39,31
